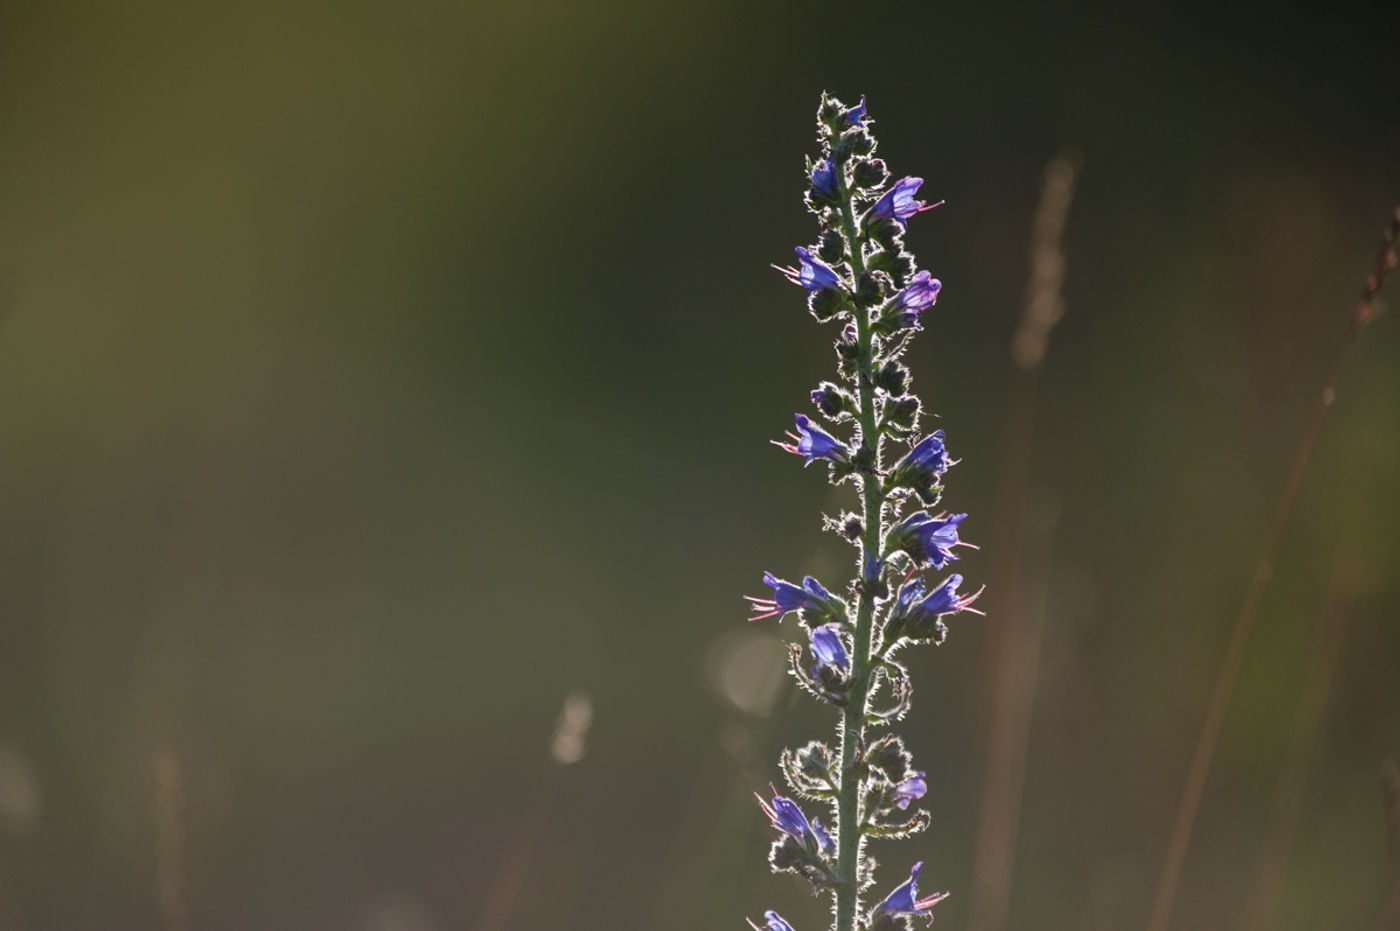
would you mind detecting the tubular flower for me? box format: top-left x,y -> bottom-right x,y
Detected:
844,94 -> 868,125
891,271 -> 942,328
810,157 -> 837,198
911,573 -> 984,620
888,511 -> 976,570
808,624 -> 849,674
774,246 -> 842,291
893,772 -> 928,810
773,413 -> 848,465
872,861 -> 950,924
756,788 -> 831,855
868,177 -> 942,229
745,572 -> 842,622
887,431 -> 954,493
746,912 -> 796,931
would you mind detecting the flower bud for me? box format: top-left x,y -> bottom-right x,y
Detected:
853,157 -> 888,190
866,249 -> 918,286
814,662 -> 849,695
819,95 -> 846,132
856,272 -> 883,307
811,381 -> 855,419
885,396 -> 920,430
796,741 -> 836,784
808,288 -> 845,322
904,612 -> 949,644
835,325 -> 859,360
874,360 -> 910,397
818,230 -> 845,265
839,127 -> 875,157
868,217 -> 903,252
864,734 -> 913,779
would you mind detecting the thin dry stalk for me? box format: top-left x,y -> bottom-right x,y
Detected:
1241,559 -> 1356,931
1378,762 -> 1400,931
1146,208 -> 1400,931
473,693 -> 591,931
153,745 -> 187,931
968,150 -> 1080,931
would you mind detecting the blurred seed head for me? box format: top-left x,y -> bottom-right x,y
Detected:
0,741 -> 40,834
549,692 -> 593,765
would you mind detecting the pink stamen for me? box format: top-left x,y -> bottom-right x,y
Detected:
771,263 -> 802,286
754,790 -> 779,824
957,585 -> 987,615
744,596 -> 781,621
915,199 -> 945,213
915,890 -> 950,916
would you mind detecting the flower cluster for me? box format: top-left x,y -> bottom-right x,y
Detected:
740,94 -> 983,931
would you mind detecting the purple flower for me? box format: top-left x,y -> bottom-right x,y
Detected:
810,157 -> 837,198
893,771 -> 927,810
811,817 -> 836,856
773,413 -> 848,465
746,911 -> 796,931
892,270 -> 942,328
889,511 -> 976,569
919,513 -> 973,569
873,861 -> 950,924
894,430 -> 952,477
774,246 -> 842,291
756,788 -> 830,855
844,94 -> 868,125
893,575 -> 928,615
808,624 -> 849,673
745,572 -> 840,622
863,553 -> 884,584
912,573 -> 984,619
868,177 -> 942,229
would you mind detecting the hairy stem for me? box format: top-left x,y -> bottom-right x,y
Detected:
835,180 -> 882,931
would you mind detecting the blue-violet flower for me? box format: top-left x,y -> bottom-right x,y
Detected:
868,177 -> 941,229
745,572 -> 841,622
774,246 -> 842,291
893,430 -> 952,477
810,158 -> 837,198
844,95 -> 867,125
872,861 -> 950,924
889,510 -> 976,570
892,271 -> 942,328
774,413 -> 848,465
809,624 -> 849,673
911,573 -> 984,619
893,772 -> 928,810
747,911 -> 797,931
757,788 -> 831,855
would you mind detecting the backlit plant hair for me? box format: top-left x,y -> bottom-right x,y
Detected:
743,94 -> 983,931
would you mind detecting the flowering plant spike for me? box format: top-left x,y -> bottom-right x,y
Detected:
744,94 -> 982,931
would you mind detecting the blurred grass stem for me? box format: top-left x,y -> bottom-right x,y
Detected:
1241,559 -> 1354,931
968,150 -> 1079,931
1146,208 -> 1400,931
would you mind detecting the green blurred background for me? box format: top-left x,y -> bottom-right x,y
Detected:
1,1 -> 1398,929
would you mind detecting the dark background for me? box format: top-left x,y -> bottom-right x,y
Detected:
1,1 -> 1398,929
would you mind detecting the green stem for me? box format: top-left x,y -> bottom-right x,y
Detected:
834,179 -> 883,931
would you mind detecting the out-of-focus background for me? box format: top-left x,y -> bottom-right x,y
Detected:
1,1 -> 1398,929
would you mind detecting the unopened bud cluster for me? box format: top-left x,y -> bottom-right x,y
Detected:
742,94 -> 983,931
